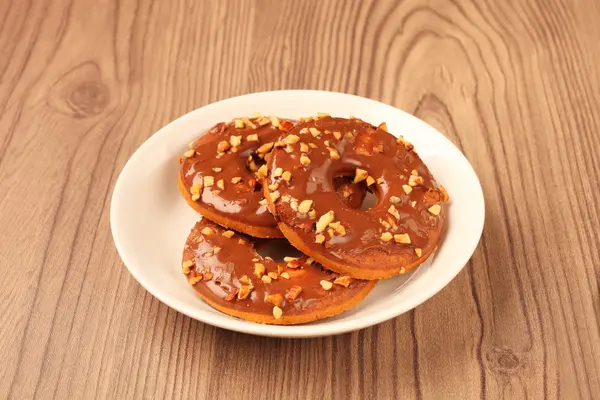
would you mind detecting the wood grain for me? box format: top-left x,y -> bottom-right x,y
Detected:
1,0 -> 599,398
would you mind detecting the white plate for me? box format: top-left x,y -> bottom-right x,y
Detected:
110,90 -> 484,338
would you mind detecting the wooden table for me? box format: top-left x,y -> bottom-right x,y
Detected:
1,0 -> 599,398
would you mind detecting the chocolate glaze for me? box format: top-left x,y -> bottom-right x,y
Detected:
182,219 -> 373,317
180,117 -> 289,228
265,116 -> 447,274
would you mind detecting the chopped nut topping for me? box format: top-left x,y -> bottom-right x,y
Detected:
408,175 -> 423,187
239,275 -> 250,284
261,275 -> 272,283
272,306 -> 283,319
188,141 -> 195,149
316,112 -> 330,118
327,228 -> 335,238
284,257 -> 298,262
306,258 -> 314,265
269,191 -> 281,202
182,260 -> 194,274
272,167 -> 283,178
184,149 -> 195,158
278,120 -> 294,132
402,185 -> 413,194
203,176 -> 214,187
217,140 -> 231,153
396,136 -> 405,145
282,171 -> 292,181
415,248 -> 423,257
410,201 -> 417,208
268,183 -> 279,191
290,200 -> 298,211
309,127 -> 321,137
329,148 -> 340,160
268,272 -> 279,280
300,116 -> 313,122
333,131 -> 342,140
320,280 -> 333,290
377,178 -> 384,184
266,293 -> 283,306
237,285 -> 253,300
257,142 -> 274,154
256,164 -> 268,178
308,209 -> 317,218
222,230 -> 235,238
405,141 -> 414,151
394,233 -> 411,244
381,220 -> 391,229
213,247 -> 221,254
300,142 -> 309,153
257,117 -> 271,126
234,119 -> 245,129
428,204 -> 441,215
400,267 -> 406,274
354,168 -> 368,183
329,221 -> 346,235
203,271 -> 214,280
231,176 -> 242,184
390,196 -> 401,203
316,210 -> 335,233
212,168 -> 222,173
334,276 -> 351,287
309,143 -> 318,149
345,132 -> 355,141
254,263 -> 265,277
284,134 -> 300,144
258,198 -> 268,206
315,234 -> 325,244
246,133 -> 259,141
243,118 -> 257,129
298,199 -> 313,214
190,184 -> 203,195
189,275 -> 203,284
217,179 -> 225,190
230,135 -> 242,147
201,227 -> 213,236
366,176 -> 375,186
211,189 -> 221,195
388,205 -> 400,219
374,144 -> 384,153
286,285 -> 303,301
380,232 -> 393,242
378,122 -> 388,132
270,116 -> 280,126
280,272 -> 291,279
300,154 -> 311,166
299,127 -> 309,134
191,193 -> 200,201
411,169 -> 419,176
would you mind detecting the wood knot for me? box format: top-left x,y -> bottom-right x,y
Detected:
47,61 -> 110,118
485,347 -> 522,375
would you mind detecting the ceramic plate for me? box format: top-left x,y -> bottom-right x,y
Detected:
110,90 -> 484,338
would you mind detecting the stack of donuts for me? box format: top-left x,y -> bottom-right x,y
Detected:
178,113 -> 449,325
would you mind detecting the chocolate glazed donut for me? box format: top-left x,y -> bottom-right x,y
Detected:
263,115 -> 449,280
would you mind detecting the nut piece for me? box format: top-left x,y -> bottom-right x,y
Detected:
257,117 -> 271,126
269,191 -> 281,202
203,176 -> 214,187
415,248 -> 423,257
230,135 -> 242,148
390,196 -> 401,204
282,171 -> 292,181
320,280 -> 333,290
380,232 -> 393,242
254,263 -> 265,278
184,149 -> 195,158
246,133 -> 259,141
315,234 -> 325,244
329,148 -> 340,160
257,142 -> 274,154
237,285 -> 253,300
231,176 -> 242,184
329,221 -> 346,235
300,142 -> 309,153
182,260 -> 194,274
272,168 -> 283,178
316,210 -> 335,233
402,185 -> 413,194
238,275 -> 250,285
378,122 -> 388,132
272,306 -> 283,319
300,154 -> 311,166
408,175 -> 423,187
388,205 -> 400,220
261,275 -> 272,283
286,285 -> 303,301
268,183 -> 279,191
217,140 -> 231,153
222,230 -> 235,238
256,164 -> 268,178
410,200 -> 417,208
396,136 -> 405,145
213,247 -> 221,254
333,131 -> 342,140
280,272 -> 291,279
316,112 -> 330,118
428,204 -> 441,215
366,176 -> 375,186
270,116 -> 280,126
394,233 -> 411,244
354,168 -> 368,183
189,275 -> 203,284
201,227 -> 213,236
298,199 -> 313,214
234,119 -> 245,129
266,293 -> 284,307
217,179 -> 225,190
299,127 -> 309,134
190,184 -> 203,195
334,276 -> 351,287
309,127 -> 321,137
284,134 -> 300,144
268,271 -> 279,280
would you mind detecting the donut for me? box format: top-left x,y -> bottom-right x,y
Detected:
178,115 -> 294,238
263,115 -> 450,280
178,115 -> 368,238
181,219 -> 376,325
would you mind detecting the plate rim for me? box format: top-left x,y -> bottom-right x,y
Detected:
110,89 -> 485,338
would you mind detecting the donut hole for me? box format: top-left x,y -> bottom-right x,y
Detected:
360,190 -> 378,210
254,239 -> 303,261
333,176 -> 377,210
245,154 -> 265,192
